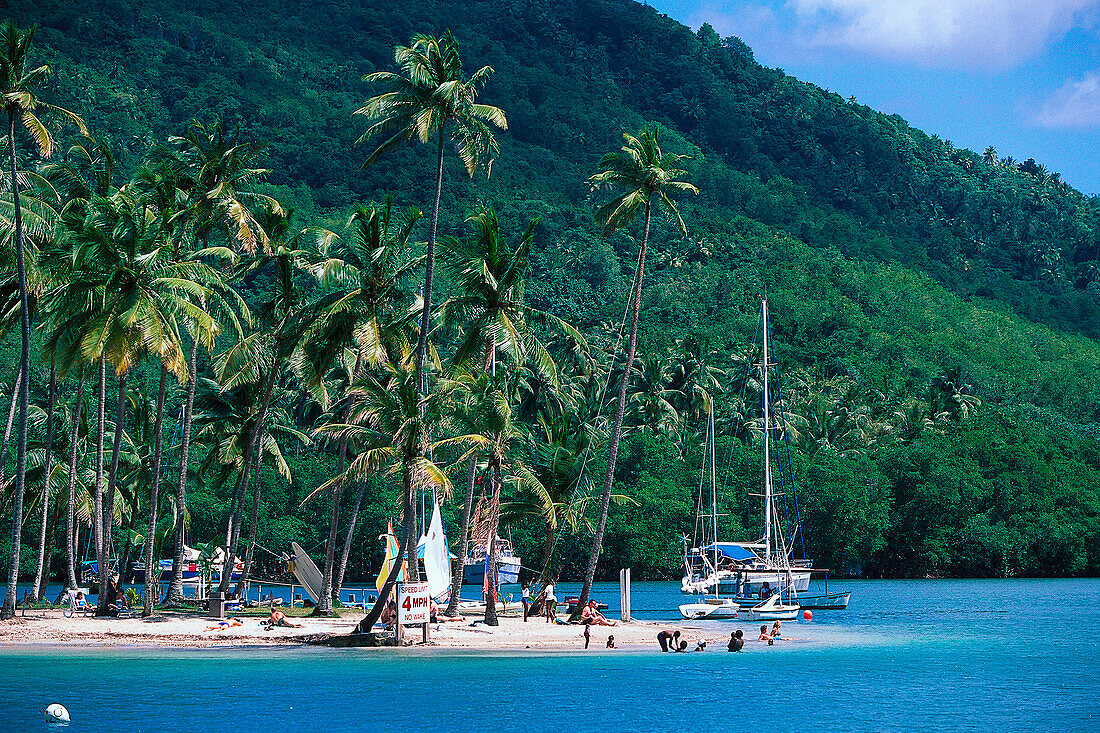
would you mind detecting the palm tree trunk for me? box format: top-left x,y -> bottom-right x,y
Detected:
334,479 -> 367,596
166,338 -> 199,604
38,500 -> 61,600
93,358 -> 107,613
319,350 -> 363,615
218,357 -> 279,596
1,110 -> 32,620
577,196 -> 652,612
414,125 -> 446,394
360,458 -> 416,632
234,442 -> 264,598
28,360 -> 57,603
65,371 -> 85,590
0,367 -> 23,491
142,365 -> 168,615
444,459 -> 478,616
483,461 -> 503,625
537,520 -> 557,587
97,371 -> 127,616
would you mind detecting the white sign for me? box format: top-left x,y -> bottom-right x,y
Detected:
398,581 -> 430,624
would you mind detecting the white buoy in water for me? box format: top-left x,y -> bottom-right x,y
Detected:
45,703 -> 70,724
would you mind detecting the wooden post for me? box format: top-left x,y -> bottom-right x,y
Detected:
619,568 -> 631,622
395,584 -> 404,644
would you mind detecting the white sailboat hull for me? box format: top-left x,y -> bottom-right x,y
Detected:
743,594 -> 800,621
678,598 -> 740,619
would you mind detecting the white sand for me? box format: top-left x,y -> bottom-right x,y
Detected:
0,610 -> 708,651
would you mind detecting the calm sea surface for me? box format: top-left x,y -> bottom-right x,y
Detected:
3,578 -> 1098,732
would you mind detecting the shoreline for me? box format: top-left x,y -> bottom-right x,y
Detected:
1,611 -> 719,652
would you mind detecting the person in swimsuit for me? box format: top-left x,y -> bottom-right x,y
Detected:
728,629 -> 745,652
268,609 -> 304,628
770,620 -> 783,639
757,625 -> 770,641
580,600 -> 616,626
583,624 -> 591,649
606,635 -> 617,649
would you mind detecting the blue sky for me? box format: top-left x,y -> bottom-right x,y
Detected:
642,0 -> 1100,194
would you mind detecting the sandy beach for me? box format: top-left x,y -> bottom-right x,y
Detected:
0,610 -> 704,651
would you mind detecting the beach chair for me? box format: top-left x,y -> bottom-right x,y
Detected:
63,588 -> 93,618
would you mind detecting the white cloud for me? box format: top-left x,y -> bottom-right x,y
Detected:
692,0 -> 1100,70
1033,72 -> 1100,128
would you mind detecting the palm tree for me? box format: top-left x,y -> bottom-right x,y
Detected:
0,19 -> 85,619
316,335 -> 467,632
158,123 -> 267,604
303,198 -> 423,609
354,31 -> 506,398
576,126 -> 697,612
214,205 -> 309,599
436,207 -> 585,613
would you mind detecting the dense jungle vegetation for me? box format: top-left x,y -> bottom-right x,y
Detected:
1,0 -> 1098,615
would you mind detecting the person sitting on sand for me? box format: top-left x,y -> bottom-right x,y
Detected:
268,609 -> 304,628
657,629 -> 681,652
205,617 -> 244,632
728,629 -> 745,652
606,635 -> 617,649
770,620 -> 783,639
580,600 -> 616,626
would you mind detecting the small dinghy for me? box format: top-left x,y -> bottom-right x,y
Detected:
679,598 -> 740,619
743,593 -> 799,621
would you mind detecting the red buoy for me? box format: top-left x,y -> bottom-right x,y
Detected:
803,610 -> 813,621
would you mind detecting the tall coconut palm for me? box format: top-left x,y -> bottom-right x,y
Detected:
158,123 -> 267,603
0,20 -> 84,618
354,31 -> 506,399
214,205 -> 309,598
316,335 -> 470,632
437,207 -> 582,614
576,126 -> 697,612
303,197 -> 422,612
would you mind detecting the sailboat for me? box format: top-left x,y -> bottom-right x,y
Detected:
681,298 -> 813,609
679,404 -> 740,619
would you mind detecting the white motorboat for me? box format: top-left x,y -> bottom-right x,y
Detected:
679,598 -> 740,619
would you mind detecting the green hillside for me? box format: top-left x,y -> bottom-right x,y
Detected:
2,0 -> 1098,581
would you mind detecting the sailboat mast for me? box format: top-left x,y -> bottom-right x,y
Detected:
710,402 -> 718,599
762,298 -> 773,566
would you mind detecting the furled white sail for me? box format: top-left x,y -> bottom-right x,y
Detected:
421,501 -> 452,600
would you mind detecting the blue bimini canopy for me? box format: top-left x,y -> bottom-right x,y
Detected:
700,543 -> 760,562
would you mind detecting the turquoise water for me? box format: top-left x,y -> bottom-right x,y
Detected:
3,579 -> 1099,732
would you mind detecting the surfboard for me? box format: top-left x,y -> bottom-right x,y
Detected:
289,542 -> 324,602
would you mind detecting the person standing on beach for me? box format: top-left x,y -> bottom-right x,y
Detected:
544,582 -> 556,623
584,623 -> 591,649
522,581 -> 531,622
